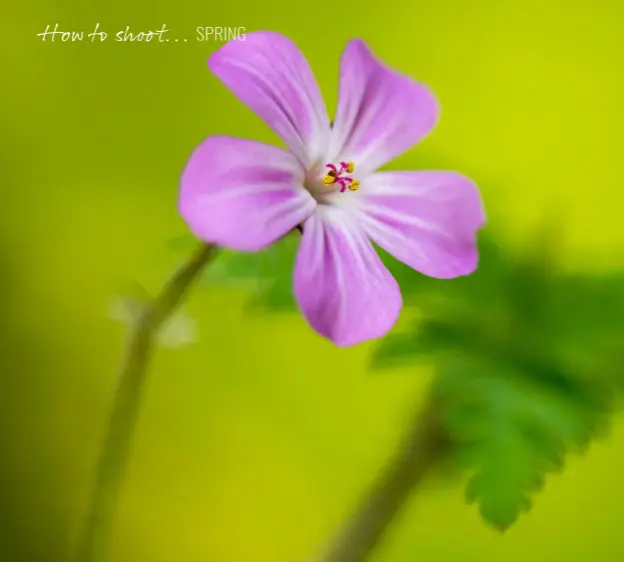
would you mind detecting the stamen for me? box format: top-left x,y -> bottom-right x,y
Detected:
321,161 -> 359,194
337,178 -> 352,192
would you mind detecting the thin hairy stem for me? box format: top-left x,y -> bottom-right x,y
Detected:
317,398 -> 449,562
74,242 -> 217,562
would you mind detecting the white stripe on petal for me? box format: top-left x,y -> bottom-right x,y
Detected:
294,210 -> 402,347
359,171 -> 485,279
180,136 -> 315,252
329,40 -> 439,174
209,32 -> 331,168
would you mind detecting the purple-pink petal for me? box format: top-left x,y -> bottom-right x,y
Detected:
179,135 -> 315,252
209,32 -> 330,168
329,40 -> 439,175
293,212 -> 402,347
358,171 -> 485,278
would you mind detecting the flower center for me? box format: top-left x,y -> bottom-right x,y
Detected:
322,161 -> 360,193
304,161 -> 360,204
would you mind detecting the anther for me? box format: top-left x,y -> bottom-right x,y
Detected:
321,161 -> 359,194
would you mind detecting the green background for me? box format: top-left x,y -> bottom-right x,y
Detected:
4,0 -> 624,560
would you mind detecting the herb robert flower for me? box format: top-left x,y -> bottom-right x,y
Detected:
180,32 -> 485,347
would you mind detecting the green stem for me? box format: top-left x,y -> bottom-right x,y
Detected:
317,398 -> 449,562
74,242 -> 218,562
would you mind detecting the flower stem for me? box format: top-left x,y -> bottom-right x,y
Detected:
74,242 -> 218,562
317,397 -> 449,562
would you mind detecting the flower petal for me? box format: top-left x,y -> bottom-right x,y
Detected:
209,32 -> 330,168
179,136 -> 315,251
293,211 -> 402,347
358,171 -> 485,278
329,40 -> 439,174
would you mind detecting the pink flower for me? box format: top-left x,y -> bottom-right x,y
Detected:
180,32 -> 485,347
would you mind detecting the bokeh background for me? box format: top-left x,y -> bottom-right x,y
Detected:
4,0 -> 624,560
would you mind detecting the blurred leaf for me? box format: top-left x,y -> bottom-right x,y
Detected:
435,359 -> 610,530
376,234 -> 511,308
376,246 -> 437,302
245,234 -> 299,313
200,232 -> 300,313
371,226 -> 624,531
371,233 -> 518,371
372,228 -> 624,386
502,218 -> 562,327
370,318 -> 470,369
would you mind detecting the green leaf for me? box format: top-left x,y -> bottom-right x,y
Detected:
245,235 -> 299,313
200,233 -> 300,313
369,318 -> 472,370
435,360 -> 610,531
502,220 -> 562,328
376,246 -> 437,303
368,226 -> 622,533
372,227 -> 624,386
